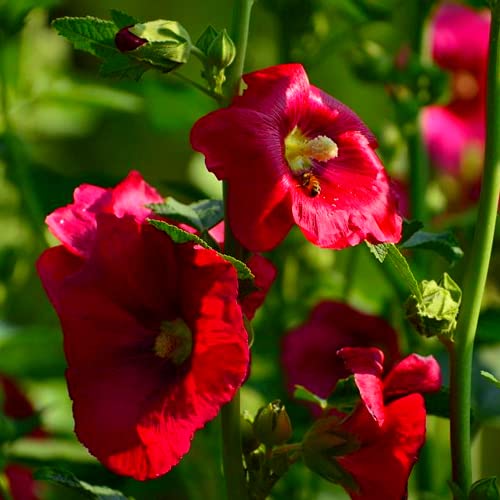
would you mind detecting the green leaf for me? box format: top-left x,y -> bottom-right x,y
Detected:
469,477 -> 500,500
147,220 -> 253,281
367,242 -> 421,299
327,376 -> 360,413
35,467 -> 131,499
480,371 -> 500,389
148,198 -> 223,232
52,17 -> 117,58
98,53 -> 146,80
400,229 -> 464,264
293,385 -> 328,410
401,219 -> 424,243
110,9 -> 139,29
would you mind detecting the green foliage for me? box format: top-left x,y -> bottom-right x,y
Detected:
35,467 -> 132,499
147,219 -> 254,281
400,229 -> 464,265
292,385 -> 328,410
109,9 -> 139,29
480,371 -> 500,389
148,198 -> 224,233
0,0 -> 59,36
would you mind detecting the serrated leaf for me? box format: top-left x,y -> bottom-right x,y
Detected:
110,9 -> 139,29
99,53 -> 146,80
480,371 -> 500,389
148,198 -> 223,232
293,385 -> 328,409
52,17 -> 117,58
367,242 -> 421,299
147,220 -> 253,281
400,230 -> 464,264
35,467 -> 131,499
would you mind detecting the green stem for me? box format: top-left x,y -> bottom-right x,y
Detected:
220,1 -> 254,499
171,71 -> 224,104
449,3 -> 500,497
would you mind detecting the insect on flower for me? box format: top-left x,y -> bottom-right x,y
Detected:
300,171 -> 321,198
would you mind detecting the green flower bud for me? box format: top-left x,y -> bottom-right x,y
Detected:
241,413 -> 260,454
302,416 -> 360,490
253,400 -> 292,447
405,272 -> 461,341
206,29 -> 235,70
120,20 -> 192,72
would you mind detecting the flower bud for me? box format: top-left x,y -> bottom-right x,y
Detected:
115,20 -> 192,72
302,416 -> 359,489
405,273 -> 461,341
253,400 -> 292,447
469,477 -> 500,500
241,413 -> 260,454
206,29 -> 235,70
115,26 -> 147,52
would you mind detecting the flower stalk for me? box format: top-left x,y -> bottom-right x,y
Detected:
449,2 -> 500,496
220,1 -> 254,499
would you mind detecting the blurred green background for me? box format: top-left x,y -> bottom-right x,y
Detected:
1,0 -> 499,498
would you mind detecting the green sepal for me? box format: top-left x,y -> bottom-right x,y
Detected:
302,416 -> 360,490
293,385 -> 328,410
480,371 -> 500,390
400,229 -> 464,265
147,198 -> 224,234
147,219 -> 254,281
195,25 -> 219,54
469,477 -> 500,500
405,273 -> 462,340
35,467 -> 131,499
328,376 -> 360,414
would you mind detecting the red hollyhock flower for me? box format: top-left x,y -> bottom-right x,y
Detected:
37,174 -> 249,480
422,3 -> 490,209
1,375 -> 43,500
281,301 -> 401,400
191,63 -> 402,252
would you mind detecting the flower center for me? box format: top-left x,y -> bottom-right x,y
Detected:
154,319 -> 193,365
453,71 -> 479,101
284,127 -> 338,173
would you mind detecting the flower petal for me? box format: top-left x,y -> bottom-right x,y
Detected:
291,131 -> 402,248
383,354 -> 441,399
337,347 -> 385,425
338,393 -> 426,500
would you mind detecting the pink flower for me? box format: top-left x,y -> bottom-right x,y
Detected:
37,173 -> 250,480
422,3 -> 490,207
191,64 -> 402,252
281,301 -> 401,399
282,303 -> 441,499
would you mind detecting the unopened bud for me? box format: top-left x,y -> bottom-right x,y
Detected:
253,400 -> 292,447
241,413 -> 260,454
206,29 -> 235,70
115,25 -> 147,52
469,477 -> 500,500
405,273 -> 461,341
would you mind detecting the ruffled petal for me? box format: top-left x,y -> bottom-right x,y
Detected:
338,394 -> 426,500
383,354 -> 441,399
337,347 -> 385,425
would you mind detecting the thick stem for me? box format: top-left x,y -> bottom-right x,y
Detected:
449,3 -> 500,497
220,1 -> 254,499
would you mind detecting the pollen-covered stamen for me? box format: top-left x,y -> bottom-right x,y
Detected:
453,70 -> 479,101
285,126 -> 338,173
154,318 -> 193,365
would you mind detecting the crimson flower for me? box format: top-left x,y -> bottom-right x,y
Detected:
281,303 -> 441,499
191,63 -> 402,252
37,173 -> 250,480
1,375 -> 43,500
281,301 -> 401,399
422,3 -> 490,208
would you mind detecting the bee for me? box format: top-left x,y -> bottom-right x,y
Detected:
300,172 -> 321,197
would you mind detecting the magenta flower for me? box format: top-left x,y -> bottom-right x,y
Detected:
191,64 -> 402,251
422,3 -> 490,207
